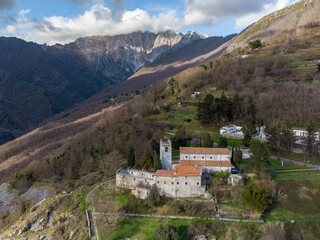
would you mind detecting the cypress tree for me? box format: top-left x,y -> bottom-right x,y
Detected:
127,146 -> 135,168
203,133 -> 213,147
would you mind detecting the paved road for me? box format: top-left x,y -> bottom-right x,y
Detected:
270,156 -> 320,169
273,169 -> 319,173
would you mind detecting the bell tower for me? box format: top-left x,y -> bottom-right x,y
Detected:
160,139 -> 172,170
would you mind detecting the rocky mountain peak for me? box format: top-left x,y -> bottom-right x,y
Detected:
59,30 -> 206,82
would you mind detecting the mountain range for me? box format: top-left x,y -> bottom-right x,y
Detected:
0,31 -> 229,144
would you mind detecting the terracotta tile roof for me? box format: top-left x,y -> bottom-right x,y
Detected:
155,166 -> 202,177
181,160 -> 232,167
180,147 -> 230,155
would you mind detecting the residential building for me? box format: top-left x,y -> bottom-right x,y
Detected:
179,147 -> 232,173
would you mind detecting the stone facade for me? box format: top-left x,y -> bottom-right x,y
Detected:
155,166 -> 204,198
116,168 -> 155,190
160,139 -> 172,170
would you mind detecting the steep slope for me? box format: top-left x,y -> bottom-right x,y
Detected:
48,35 -> 234,122
205,0 -> 320,57
0,31 -> 206,144
59,30 -> 206,82
0,37 -> 110,144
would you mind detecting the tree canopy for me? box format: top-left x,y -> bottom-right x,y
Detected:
249,140 -> 270,173
242,182 -> 271,213
153,224 -> 179,240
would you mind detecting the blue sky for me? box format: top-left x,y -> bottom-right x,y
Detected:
0,0 -> 299,44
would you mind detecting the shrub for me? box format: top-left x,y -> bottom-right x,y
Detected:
168,201 -> 184,214
249,39 -> 262,50
123,194 -> 148,214
153,224 -> 179,240
241,182 -> 271,213
147,190 -> 161,207
218,136 -> 228,148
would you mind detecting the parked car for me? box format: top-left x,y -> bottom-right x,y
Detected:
231,166 -> 241,174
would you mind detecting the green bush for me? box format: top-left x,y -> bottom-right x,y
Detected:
147,190 -> 161,207
241,182 -> 271,213
212,171 -> 230,179
153,224 -> 179,240
249,39 -> 262,50
123,194 -> 148,214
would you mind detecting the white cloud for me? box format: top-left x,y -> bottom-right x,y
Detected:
235,0 -> 294,29
0,0 -> 299,44
184,0 -> 273,25
2,4 -> 183,45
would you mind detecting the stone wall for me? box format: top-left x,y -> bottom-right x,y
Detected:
155,175 -> 203,198
116,168 -> 155,190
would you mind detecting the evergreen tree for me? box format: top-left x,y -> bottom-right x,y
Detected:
151,139 -> 160,155
168,78 -> 178,95
218,136 -> 228,148
140,150 -> 153,171
203,133 -> 213,148
243,101 -> 256,134
196,94 -> 214,124
147,190 -> 161,207
241,182 -> 271,213
242,129 -> 251,147
127,146 -> 135,168
249,140 -> 270,173
153,153 -> 161,171
267,126 -> 282,160
233,147 -> 243,167
153,224 -> 179,240
306,121 -> 317,156
231,92 -> 243,119
216,92 -> 232,121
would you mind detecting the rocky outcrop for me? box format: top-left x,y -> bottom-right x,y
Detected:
61,30 -> 206,82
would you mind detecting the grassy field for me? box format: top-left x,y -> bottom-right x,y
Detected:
240,158 -> 308,173
263,170 -> 320,222
274,150 -> 320,166
111,217 -> 189,240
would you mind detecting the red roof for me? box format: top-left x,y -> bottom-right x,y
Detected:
155,166 -> 202,177
180,147 -> 230,155
180,160 -> 232,167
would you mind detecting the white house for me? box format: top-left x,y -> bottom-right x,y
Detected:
220,125 -> 243,138
179,147 -> 232,173
293,129 -> 320,142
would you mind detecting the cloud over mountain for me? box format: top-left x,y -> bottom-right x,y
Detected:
1,0 -> 298,44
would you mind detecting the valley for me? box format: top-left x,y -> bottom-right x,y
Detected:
1,0 -> 320,239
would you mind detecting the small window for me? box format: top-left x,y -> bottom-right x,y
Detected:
131,171 -> 133,174
145,179 -> 147,182
202,156 -> 204,159
159,188 -> 161,190
134,178 -> 136,181
152,175 -> 154,178
172,189 -> 174,191
138,191 -> 141,194
177,182 -> 180,185
165,147 -> 169,152
185,182 -> 188,185
194,156 -> 196,159
186,156 -> 188,159
164,181 -> 166,184
141,173 -> 144,175
197,182 -> 200,186
210,156 -> 213,159
185,176 -> 188,178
